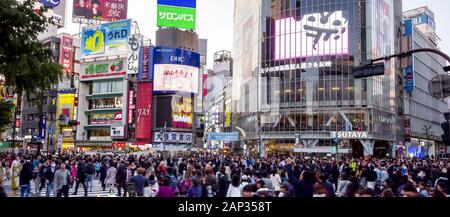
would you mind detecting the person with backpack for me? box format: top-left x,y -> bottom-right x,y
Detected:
218,166 -> 230,197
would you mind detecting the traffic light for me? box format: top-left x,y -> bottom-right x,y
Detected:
353,63 -> 385,79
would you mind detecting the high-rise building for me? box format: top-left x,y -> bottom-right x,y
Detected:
232,0 -> 404,157
402,6 -> 448,158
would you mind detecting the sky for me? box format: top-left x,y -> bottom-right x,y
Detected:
62,0 -> 450,68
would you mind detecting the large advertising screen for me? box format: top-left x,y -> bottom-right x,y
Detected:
81,19 -> 131,58
275,11 -> 349,60
157,0 -> 196,8
57,93 -> 75,144
135,82 -> 153,140
157,5 -> 196,30
72,0 -> 128,23
171,95 -> 193,129
152,47 -> 200,94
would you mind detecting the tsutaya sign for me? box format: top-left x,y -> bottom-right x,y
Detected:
331,131 -> 369,139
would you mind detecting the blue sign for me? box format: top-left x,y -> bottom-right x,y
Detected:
104,20 -> 131,48
208,132 -> 239,142
38,113 -> 47,139
404,66 -> 414,92
41,0 -> 60,8
153,46 -> 200,68
403,19 -> 413,36
157,0 -> 196,8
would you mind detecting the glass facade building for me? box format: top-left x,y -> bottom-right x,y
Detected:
233,0 -> 403,156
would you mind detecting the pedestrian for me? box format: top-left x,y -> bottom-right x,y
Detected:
54,162 -> 70,197
85,158 -> 95,192
99,161 -> 107,191
19,160 -> 33,197
116,161 -> 128,197
11,156 -> 21,193
0,159 -> 5,186
73,160 -> 88,196
156,177 -> 175,197
129,167 -> 149,197
187,174 -> 202,197
270,168 -> 282,193
43,160 -> 57,197
217,166 -> 230,197
294,171 -> 314,197
105,162 -> 117,195
226,174 -> 243,197
145,174 -> 159,197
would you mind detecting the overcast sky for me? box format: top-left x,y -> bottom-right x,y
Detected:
63,0 -> 450,68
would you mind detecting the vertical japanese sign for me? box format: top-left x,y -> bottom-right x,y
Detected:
38,113 -> 47,139
135,82 -> 153,140
138,46 -> 152,81
404,66 -> 414,92
127,89 -> 134,124
60,35 -> 74,76
127,34 -> 141,75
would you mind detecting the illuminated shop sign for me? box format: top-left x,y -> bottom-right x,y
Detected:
81,59 -> 126,79
262,61 -> 333,73
275,11 -> 348,60
330,131 -> 368,139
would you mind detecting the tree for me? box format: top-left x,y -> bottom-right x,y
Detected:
422,124 -> 434,158
0,0 -> 62,152
0,100 -> 13,132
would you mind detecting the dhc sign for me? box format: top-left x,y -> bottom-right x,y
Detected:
331,131 -> 368,139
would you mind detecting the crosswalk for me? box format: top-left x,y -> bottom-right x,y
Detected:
4,177 -> 118,197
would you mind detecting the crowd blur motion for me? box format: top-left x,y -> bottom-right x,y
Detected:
0,150 -> 449,198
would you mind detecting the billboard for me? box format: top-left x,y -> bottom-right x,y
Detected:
154,132 -> 193,144
157,5 -> 196,30
72,0 -> 128,23
81,59 -> 125,79
81,19 -> 131,57
275,11 -> 349,60
153,47 -> 200,94
172,96 -> 193,129
208,132 -> 239,142
135,82 -> 153,140
127,34 -> 141,75
57,93 -> 75,145
60,35 -> 74,76
157,0 -> 196,8
138,46 -> 153,81
37,0 -> 67,27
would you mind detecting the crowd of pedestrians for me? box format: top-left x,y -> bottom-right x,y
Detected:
0,150 -> 449,197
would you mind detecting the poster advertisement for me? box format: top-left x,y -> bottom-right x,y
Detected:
157,5 -> 196,30
138,46 -> 152,81
57,94 -> 75,146
81,19 -> 131,57
72,0 -> 128,23
60,35 -> 74,76
171,96 -> 193,129
135,82 -> 153,140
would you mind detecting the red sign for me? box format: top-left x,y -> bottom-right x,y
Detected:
141,46 -> 151,80
60,35 -> 74,76
114,142 -> 126,148
114,112 -> 123,121
203,73 -> 208,97
135,82 -> 152,140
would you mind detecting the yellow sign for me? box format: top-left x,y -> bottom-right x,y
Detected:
57,94 -> 75,149
85,29 -> 105,53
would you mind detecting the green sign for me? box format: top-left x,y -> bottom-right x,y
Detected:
0,142 -> 9,149
85,60 -> 124,75
157,5 -> 196,30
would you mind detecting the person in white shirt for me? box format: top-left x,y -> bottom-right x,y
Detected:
270,169 -> 282,192
226,174 -> 243,197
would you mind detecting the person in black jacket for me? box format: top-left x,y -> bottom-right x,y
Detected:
294,171 -> 314,197
99,161 -> 107,191
73,160 -> 88,196
19,160 -> 33,197
116,161 -> 128,197
85,159 -> 95,192
217,166 -> 230,197
42,161 -> 57,197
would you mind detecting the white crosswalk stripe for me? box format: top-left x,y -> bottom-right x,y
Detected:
5,178 -> 119,197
